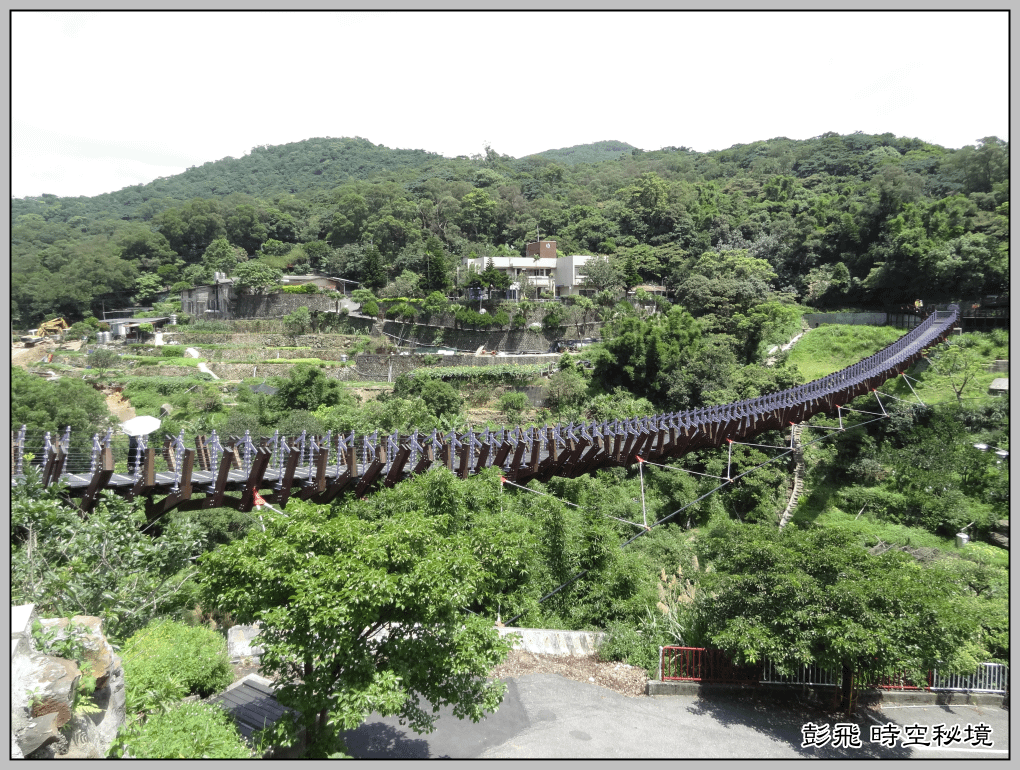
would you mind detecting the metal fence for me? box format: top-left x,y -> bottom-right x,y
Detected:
659,647 -> 759,685
932,663 -> 1009,694
760,659 -> 840,688
661,648 -> 1008,695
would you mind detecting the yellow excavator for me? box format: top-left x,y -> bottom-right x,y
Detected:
20,317 -> 70,347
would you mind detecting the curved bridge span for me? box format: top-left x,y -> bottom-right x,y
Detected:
13,308 -> 958,518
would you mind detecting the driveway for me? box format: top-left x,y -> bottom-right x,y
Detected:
343,674 -> 1009,759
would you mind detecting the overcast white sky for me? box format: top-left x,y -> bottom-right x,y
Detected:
11,10 -> 1010,199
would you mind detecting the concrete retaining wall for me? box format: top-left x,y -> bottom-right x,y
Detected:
495,627 -> 605,657
227,623 -> 604,663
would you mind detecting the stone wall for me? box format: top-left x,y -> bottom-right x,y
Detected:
197,348 -> 356,362
207,363 -> 357,381
166,315 -> 599,355
235,293 -> 354,318
351,354 -> 556,380
379,321 -> 559,353
177,353 -> 558,383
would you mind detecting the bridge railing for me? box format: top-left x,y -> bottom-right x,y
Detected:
12,305 -> 959,502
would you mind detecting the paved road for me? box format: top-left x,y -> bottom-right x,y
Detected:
343,674 -> 1009,759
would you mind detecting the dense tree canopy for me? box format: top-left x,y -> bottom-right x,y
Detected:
696,523 -> 980,705
11,132 -> 1008,327
199,470 -> 515,757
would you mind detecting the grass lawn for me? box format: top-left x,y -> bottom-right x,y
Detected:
786,324 -> 907,381
880,329 -> 1009,408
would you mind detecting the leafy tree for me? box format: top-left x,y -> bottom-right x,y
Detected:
12,367 -> 110,450
11,479 -> 204,642
225,203 -> 269,255
198,473 -> 513,757
673,250 -> 777,329
582,256 -> 623,294
361,245 -> 387,291
620,255 -> 642,293
419,235 -> 451,292
696,524 -> 979,710
272,364 -> 345,413
472,256 -> 510,291
274,409 -> 327,439
132,272 -> 167,306
732,300 -> 803,364
327,192 -> 370,247
379,269 -> 422,298
404,378 -> 463,420
497,391 -> 529,423
592,306 -> 702,404
422,290 -> 450,318
926,341 -> 986,404
456,189 -> 498,240
233,260 -> 282,294
545,367 -> 588,412
282,306 -> 312,336
87,347 -> 120,379
153,198 -> 227,261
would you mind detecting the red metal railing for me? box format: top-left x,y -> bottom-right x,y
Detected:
864,671 -> 933,691
660,647 -> 759,685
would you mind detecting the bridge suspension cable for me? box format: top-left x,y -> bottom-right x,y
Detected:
12,306 -> 960,519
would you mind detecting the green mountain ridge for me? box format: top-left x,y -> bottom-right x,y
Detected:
10,130 -> 1008,327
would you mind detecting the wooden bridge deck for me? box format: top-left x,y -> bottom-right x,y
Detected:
12,308 -> 960,519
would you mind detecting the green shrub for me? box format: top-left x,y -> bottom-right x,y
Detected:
161,345 -> 185,358
109,702 -> 252,758
361,300 -> 379,317
836,486 -> 911,519
498,391 -> 530,422
598,619 -> 669,679
542,308 -> 565,331
121,619 -> 233,716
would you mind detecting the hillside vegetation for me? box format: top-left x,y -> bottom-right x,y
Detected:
10,128 -> 1009,757
11,132 -> 1008,327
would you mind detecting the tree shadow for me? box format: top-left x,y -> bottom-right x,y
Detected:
682,688 -> 913,759
343,720 -> 436,759
787,471 -> 842,527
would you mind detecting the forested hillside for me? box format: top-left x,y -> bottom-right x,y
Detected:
10,129 -> 1009,757
11,132 -> 1008,327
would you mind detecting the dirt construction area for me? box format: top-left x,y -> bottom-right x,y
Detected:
12,340 -> 136,422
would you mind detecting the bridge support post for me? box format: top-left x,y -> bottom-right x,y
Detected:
81,443 -> 114,513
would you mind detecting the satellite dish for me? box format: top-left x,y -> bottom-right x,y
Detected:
121,415 -> 162,437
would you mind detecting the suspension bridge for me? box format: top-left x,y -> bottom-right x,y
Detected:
11,307 -> 959,519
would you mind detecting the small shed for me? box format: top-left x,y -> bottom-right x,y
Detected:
989,378 -> 1009,395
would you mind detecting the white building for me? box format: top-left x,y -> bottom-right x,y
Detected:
460,241 -> 596,298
